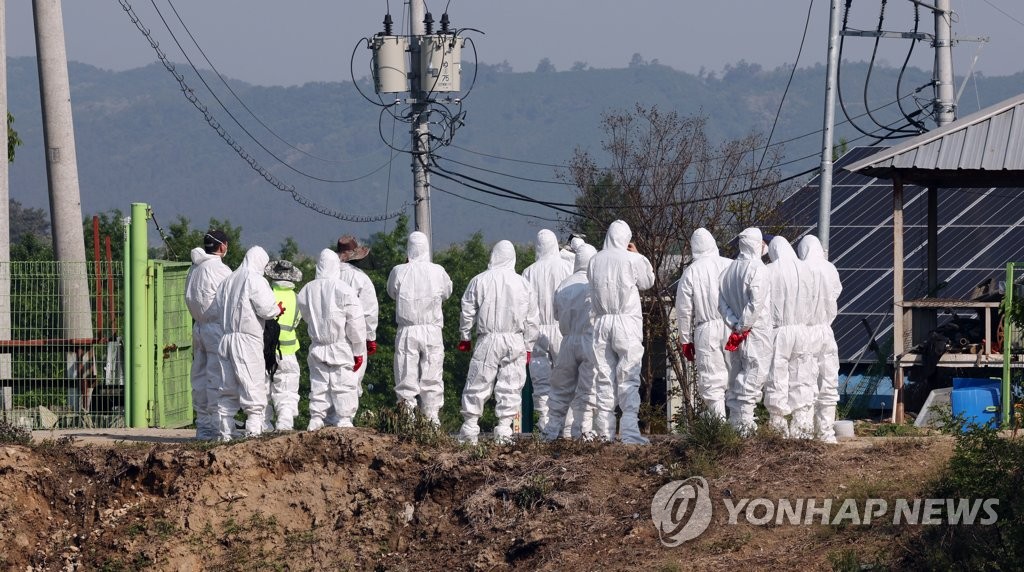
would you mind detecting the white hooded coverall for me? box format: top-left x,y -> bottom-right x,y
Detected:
542,244 -> 598,441
675,228 -> 735,420
764,236 -> 816,437
521,229 -> 573,432
588,220 -> 655,444
298,250 -> 367,429
184,247 -> 231,439
719,228 -> 772,435
458,240 -> 540,444
213,246 -> 282,440
338,259 -> 378,380
798,235 -> 843,443
387,231 -> 453,422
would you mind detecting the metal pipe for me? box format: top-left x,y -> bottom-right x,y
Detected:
129,202 -> 149,427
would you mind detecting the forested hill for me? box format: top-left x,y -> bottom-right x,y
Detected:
6,56 -> 1024,252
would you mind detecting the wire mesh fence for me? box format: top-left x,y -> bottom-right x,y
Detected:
0,261 -> 124,430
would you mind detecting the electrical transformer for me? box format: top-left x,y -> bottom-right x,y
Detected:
419,33 -> 462,93
370,35 -> 409,94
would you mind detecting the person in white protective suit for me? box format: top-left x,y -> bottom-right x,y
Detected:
559,233 -> 586,266
521,229 -> 573,432
329,235 -> 379,424
387,231 -> 453,423
542,244 -> 599,441
458,240 -> 540,444
674,228 -> 735,420
719,227 -> 772,435
797,235 -> 843,443
263,260 -> 303,431
589,220 -> 655,444
298,249 -> 367,430
184,230 -> 232,440
213,245 -> 284,440
763,236 -> 816,437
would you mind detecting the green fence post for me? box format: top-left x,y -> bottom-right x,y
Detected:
129,203 -> 150,428
1003,262 -> 1014,428
123,216 -> 132,427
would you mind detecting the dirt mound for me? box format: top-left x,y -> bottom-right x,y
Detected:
0,431 -> 953,571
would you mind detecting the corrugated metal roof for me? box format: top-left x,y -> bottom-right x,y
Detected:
845,92 -> 1024,181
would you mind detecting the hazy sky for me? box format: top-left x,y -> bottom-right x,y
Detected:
6,0 -> 1024,86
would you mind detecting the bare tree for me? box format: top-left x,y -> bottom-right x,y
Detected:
566,104 -> 795,430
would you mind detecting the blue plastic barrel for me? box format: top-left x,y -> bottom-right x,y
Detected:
950,382 -> 1001,431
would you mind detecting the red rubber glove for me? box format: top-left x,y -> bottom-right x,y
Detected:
457,340 -> 472,352
276,301 -> 286,316
724,330 -> 750,352
366,340 -> 377,356
681,343 -> 696,362
526,351 -> 532,366
352,355 -> 364,372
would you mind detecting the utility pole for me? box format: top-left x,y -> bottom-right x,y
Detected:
32,0 -> 93,342
933,0 -> 956,127
927,0 -> 955,305
0,0 -> 11,391
410,0 -> 432,254
818,0 -> 842,254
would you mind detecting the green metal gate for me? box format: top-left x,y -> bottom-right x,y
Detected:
149,260 -> 193,428
124,203 -> 195,429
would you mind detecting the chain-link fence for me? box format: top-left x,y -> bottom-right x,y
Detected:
0,261 -> 123,430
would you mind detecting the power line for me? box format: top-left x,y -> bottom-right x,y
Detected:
758,0 -> 815,173
149,0 -> 393,184
432,157 -> 818,214
979,0 -> 1024,27
862,0 -> 919,135
432,185 -> 562,222
427,161 -> 584,217
448,91 -> 922,173
117,0 -> 405,223
165,0 -> 372,166
836,0 -> 924,141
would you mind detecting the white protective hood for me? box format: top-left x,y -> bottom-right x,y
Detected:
316,248 -> 340,279
574,244 -> 597,273
407,231 -> 430,263
488,240 -> 516,270
603,220 -> 632,251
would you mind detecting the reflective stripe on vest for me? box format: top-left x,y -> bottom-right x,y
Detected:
272,285 -> 299,355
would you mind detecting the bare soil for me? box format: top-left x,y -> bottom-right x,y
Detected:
0,430 -> 953,571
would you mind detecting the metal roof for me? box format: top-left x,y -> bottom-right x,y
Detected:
844,92 -> 1024,187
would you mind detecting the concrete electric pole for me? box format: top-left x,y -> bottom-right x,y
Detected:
410,0 -> 432,252
0,0 -> 10,387
32,0 -> 93,343
367,3 -> 463,259
818,0 -> 842,254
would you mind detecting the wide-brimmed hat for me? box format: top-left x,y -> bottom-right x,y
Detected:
336,235 -> 370,262
264,259 -> 303,282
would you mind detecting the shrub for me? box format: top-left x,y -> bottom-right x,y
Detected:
0,419 -> 31,445
902,427 -> 1024,569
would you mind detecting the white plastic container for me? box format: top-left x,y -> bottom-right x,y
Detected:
834,420 -> 855,439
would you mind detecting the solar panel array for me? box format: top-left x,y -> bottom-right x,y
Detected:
780,146 -> 1024,362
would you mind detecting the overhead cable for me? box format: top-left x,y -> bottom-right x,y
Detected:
758,0 -> 816,173
165,0 -> 370,165
147,0 -> 394,184
117,0 -> 405,222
